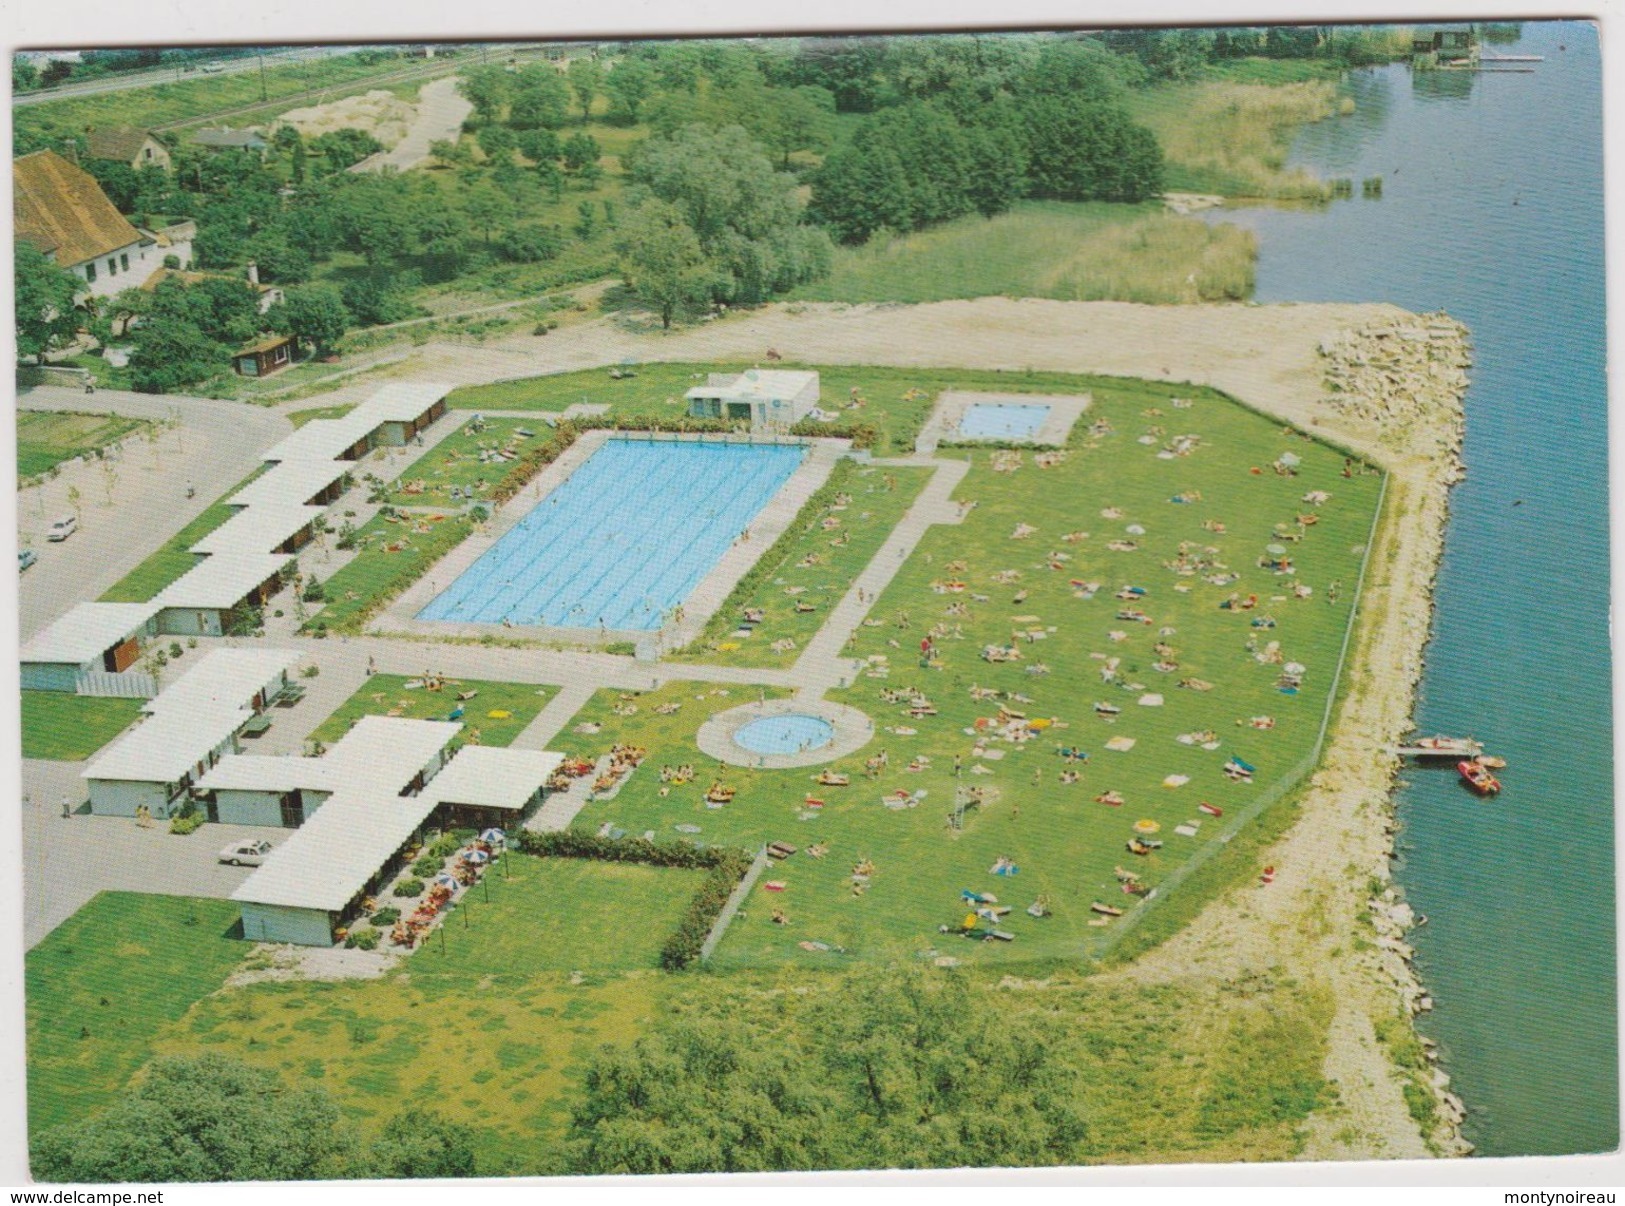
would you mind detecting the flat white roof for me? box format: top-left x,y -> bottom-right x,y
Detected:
20,602 -> 156,665
194,754 -> 332,794
152,552 -> 292,612
84,648 -> 299,785
685,369 -> 818,403
190,505 -> 326,556
232,788 -> 440,913
350,381 -> 451,423
228,460 -> 352,508
425,746 -> 563,811
196,715 -> 459,798
259,413 -> 376,465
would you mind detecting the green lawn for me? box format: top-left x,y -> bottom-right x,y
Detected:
568,372 -> 1380,967
670,458 -> 933,670
21,693 -> 144,761
307,513 -> 473,634
287,403 -> 357,429
385,417 -> 545,508
793,201 -> 1255,306
17,411 -> 146,479
305,674 -> 555,749
98,466 -> 267,603
414,856 -> 708,976
26,894 -> 246,1141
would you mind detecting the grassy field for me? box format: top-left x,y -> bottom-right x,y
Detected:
20,693 -> 145,760
385,417 -> 545,509
415,855 -> 708,976
14,53 -> 445,147
305,673 -> 555,749
97,467 -> 267,603
25,894 -> 246,1141
306,513 -> 473,634
1127,79 -> 1343,199
16,411 -> 146,479
671,458 -> 933,669
795,203 -> 1255,306
561,372 -> 1380,967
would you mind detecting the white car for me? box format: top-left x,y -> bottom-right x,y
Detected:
219,839 -> 274,866
46,515 -> 77,542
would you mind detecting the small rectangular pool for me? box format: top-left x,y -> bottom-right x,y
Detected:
418,438 -> 806,631
956,402 -> 1052,441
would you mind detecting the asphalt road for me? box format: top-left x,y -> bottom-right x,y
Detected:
12,46 -> 368,107
16,386 -> 292,640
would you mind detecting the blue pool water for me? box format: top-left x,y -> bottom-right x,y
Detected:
734,714 -> 836,755
418,438 -> 806,631
957,403 -> 1050,441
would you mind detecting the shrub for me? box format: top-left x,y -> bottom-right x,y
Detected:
369,908 -> 400,927
393,878 -> 425,898
412,855 -> 441,877
302,575 -> 326,602
344,927 -> 380,950
168,812 -> 205,836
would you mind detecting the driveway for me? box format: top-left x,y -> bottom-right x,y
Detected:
20,759 -> 289,949
16,387 -> 292,640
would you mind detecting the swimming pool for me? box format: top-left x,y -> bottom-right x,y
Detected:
956,402 -> 1052,441
733,714 -> 836,755
418,438 -> 806,631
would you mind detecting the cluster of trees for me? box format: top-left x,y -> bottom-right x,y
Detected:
32,1055 -> 476,1183
616,125 -> 833,326
561,962 -> 1088,1174
811,41 -> 1164,243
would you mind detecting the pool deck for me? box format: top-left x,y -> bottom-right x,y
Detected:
915,390 -> 1091,454
370,430 -> 852,653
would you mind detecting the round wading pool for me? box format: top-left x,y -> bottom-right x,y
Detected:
733,714 -> 836,756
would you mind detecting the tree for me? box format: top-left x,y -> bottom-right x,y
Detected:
268,284 -> 348,356
567,58 -> 604,122
498,225 -> 564,263
243,231 -> 312,284
428,138 -> 474,170
12,58 -> 39,93
476,123 -> 518,164
457,65 -> 513,124
13,243 -> 83,363
507,70 -> 570,130
562,962 -> 1088,1173
603,57 -> 656,125
32,1055 -> 363,1183
1021,98 -> 1164,202
614,199 -> 714,329
310,128 -> 383,172
368,1111 -> 477,1179
757,85 -> 836,168
464,185 -> 507,249
84,160 -> 141,212
341,275 -> 417,326
125,316 -> 224,393
560,131 -> 601,177
516,128 -> 561,165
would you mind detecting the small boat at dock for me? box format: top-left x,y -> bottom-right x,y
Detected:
1397,735 -> 1484,758
1457,760 -> 1502,796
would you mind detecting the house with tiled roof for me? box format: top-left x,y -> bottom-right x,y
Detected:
84,126 -> 171,172
12,149 -> 185,300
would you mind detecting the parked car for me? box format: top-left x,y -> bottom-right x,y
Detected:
18,549 -> 36,571
46,516 -> 76,542
219,839 -> 274,866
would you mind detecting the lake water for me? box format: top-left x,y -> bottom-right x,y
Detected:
1208,22 -> 1614,1156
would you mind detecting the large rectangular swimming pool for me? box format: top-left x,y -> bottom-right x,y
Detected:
417,438 -> 806,631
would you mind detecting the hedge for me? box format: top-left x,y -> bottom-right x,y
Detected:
513,830 -> 753,969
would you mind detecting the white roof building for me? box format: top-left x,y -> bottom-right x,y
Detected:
228,460 -> 353,509
83,648 -> 300,787
423,746 -> 563,811
153,552 -> 293,612
685,369 -> 820,429
20,602 -> 157,666
189,505 -> 327,556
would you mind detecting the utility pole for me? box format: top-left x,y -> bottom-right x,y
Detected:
258,50 -> 268,103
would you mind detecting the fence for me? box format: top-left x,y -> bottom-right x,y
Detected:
1097,467 -> 1391,956
77,670 -> 158,699
699,846 -> 771,964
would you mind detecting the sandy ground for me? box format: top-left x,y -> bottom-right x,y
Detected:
262,297 -> 1465,1158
